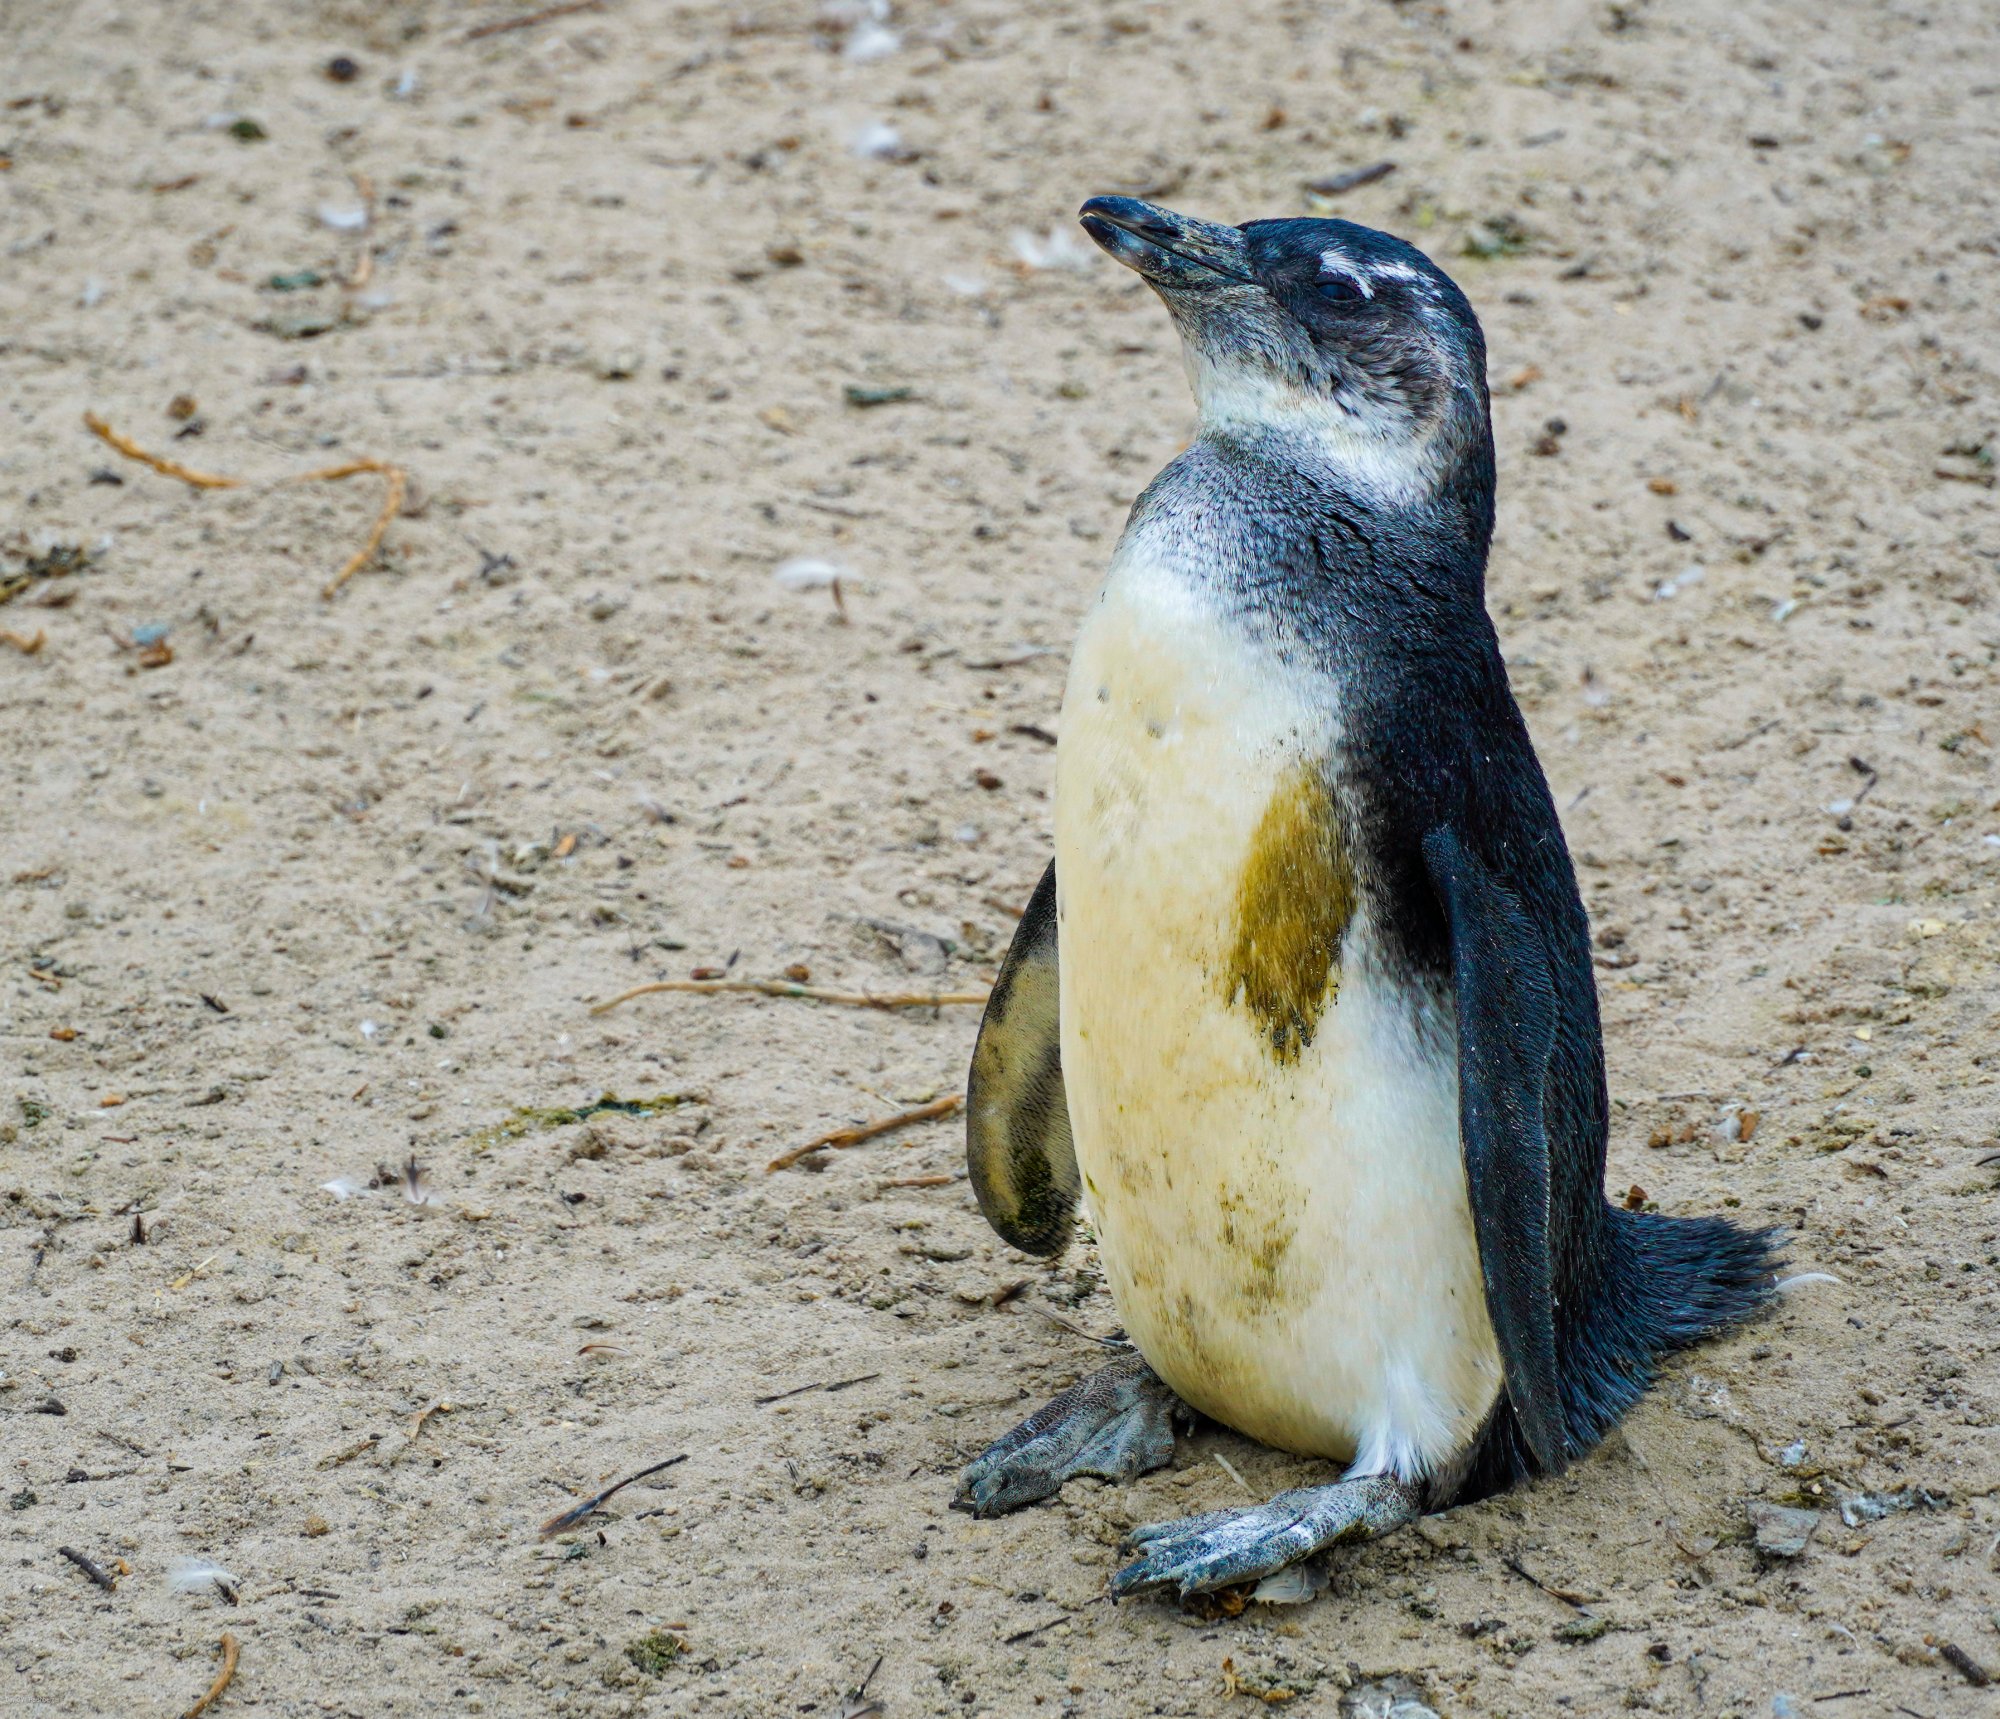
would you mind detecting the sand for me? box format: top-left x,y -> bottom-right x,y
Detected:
2,1 -> 1997,1715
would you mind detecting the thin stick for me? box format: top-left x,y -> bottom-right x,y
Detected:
541,1452 -> 687,1538
1003,1617 -> 1068,1647
83,412 -> 241,489
1502,1554 -> 1596,1609
318,1434 -> 380,1469
591,978 -> 988,1017
767,1094 -> 963,1173
306,461 -> 407,600
409,1399 -> 451,1440
291,457 -> 396,484
1212,1452 -> 1253,1496
847,1655 -> 885,1708
1023,1302 -> 1127,1347
181,1634 -> 239,1719
754,1372 -> 880,1406
388,1399 -> 453,1466
1,629 -> 45,654
83,413 -> 408,600
58,1545 -> 117,1591
344,171 -> 375,290
464,0 -> 604,41
170,1253 -> 219,1291
1938,1641 -> 1991,1688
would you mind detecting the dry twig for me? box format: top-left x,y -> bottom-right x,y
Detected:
83,412 -> 241,489
181,1634 -> 239,1719
58,1545 -> 117,1591
291,459 -> 407,600
540,1452 -> 687,1538
388,1399 -> 453,1465
1936,1640 -> 1991,1688
591,977 -> 987,1017
1,629 -> 45,654
1305,160 -> 1398,195
169,1253 -> 219,1291
318,1434 -> 380,1469
1023,1302 -> 1128,1347
409,1399 -> 452,1440
82,412 -> 406,602
343,171 -> 376,291
768,1094 -> 963,1173
464,0 -> 605,40
1502,1554 -> 1597,1609
754,1372 -> 880,1406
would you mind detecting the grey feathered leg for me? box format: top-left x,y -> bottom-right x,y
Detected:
954,1350 -> 1186,1517
1110,1472 -> 1424,1599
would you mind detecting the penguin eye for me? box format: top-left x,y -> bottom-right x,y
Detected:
1317,272 -> 1367,303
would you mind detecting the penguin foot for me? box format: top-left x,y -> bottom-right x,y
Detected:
953,1350 -> 1184,1518
1109,1473 -> 1423,1599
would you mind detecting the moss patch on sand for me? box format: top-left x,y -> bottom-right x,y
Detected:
624,1632 -> 686,1677
466,1091 -> 686,1151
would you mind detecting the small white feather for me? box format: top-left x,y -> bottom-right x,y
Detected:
1010,225 -> 1095,272
774,556 -> 848,591
1654,563 -> 1705,601
849,121 -> 906,161
169,1558 -> 238,1594
843,18 -> 900,61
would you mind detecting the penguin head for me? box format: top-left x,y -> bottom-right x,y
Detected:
1079,197 -> 1489,508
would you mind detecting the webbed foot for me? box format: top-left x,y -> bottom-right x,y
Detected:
954,1350 -> 1185,1517
1110,1473 -> 1423,1599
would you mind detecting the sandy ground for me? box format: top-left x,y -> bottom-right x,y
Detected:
3,1 -> 1998,1715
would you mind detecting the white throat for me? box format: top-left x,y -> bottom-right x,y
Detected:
1180,344 -> 1447,510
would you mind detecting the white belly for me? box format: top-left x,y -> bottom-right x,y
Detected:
1054,556 -> 1503,1479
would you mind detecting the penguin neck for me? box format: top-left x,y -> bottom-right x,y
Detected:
1185,375 -> 1440,510
1187,413 -> 1497,580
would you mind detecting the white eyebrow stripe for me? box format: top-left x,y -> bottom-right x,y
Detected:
1319,247 -> 1373,297
1373,261 -> 1423,281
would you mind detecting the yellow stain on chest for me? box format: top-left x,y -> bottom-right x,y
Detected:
1225,764 -> 1357,1064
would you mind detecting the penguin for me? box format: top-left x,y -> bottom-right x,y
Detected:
954,196 -> 1778,1599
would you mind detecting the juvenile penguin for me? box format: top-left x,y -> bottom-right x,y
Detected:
955,197 -> 1777,1599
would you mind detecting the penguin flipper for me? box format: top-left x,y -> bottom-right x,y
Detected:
1421,827 -> 1569,1473
966,861 -> 1079,1256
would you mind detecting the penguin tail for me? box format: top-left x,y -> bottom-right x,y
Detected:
1602,1204 -> 1784,1353
1556,1205 -> 1783,1462
1452,1209 -> 1782,1507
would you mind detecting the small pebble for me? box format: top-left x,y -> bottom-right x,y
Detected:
1747,1500 -> 1819,1558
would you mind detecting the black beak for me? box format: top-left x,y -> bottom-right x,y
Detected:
1078,196 -> 1256,289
